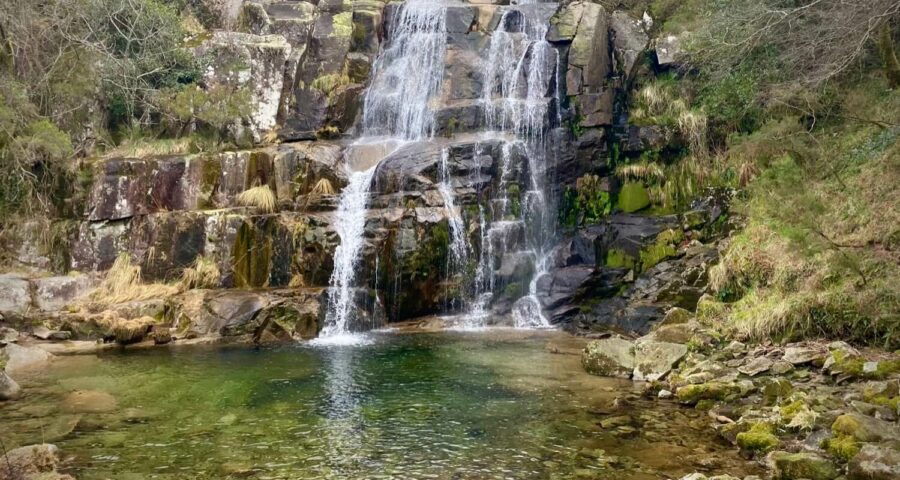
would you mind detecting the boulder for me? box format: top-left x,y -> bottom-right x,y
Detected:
0,371 -> 21,400
661,307 -> 692,325
782,345 -> 827,365
2,343 -> 53,373
609,11 -> 650,83
738,356 -> 774,377
582,336 -> 635,378
771,452 -> 839,480
632,339 -> 687,382
676,382 -> 740,405
0,444 -> 67,479
832,413 -> 900,443
33,274 -> 96,312
655,34 -> 683,66
0,274 -> 32,315
849,443 -> 900,480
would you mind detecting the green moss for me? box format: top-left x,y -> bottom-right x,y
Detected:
823,434 -> 859,463
772,452 -> 839,480
617,182 -> 650,213
779,399 -> 805,422
507,184 -> 521,218
606,248 -> 636,269
675,382 -> 739,405
232,220 -> 272,288
330,12 -> 353,38
736,423 -> 779,455
638,229 -> 683,272
504,282 -> 525,298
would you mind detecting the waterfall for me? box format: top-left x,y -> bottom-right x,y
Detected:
362,0 -> 448,141
320,166 -> 379,341
438,148 -> 469,291
318,0 -> 449,341
467,4 -> 558,328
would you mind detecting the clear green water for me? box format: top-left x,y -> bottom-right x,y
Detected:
1,331 -> 757,479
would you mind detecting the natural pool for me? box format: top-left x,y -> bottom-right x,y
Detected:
1,330 -> 758,479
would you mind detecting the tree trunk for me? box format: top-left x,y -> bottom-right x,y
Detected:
878,23 -> 900,88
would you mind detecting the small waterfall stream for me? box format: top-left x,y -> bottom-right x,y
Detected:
438,148 -> 470,302
318,0 -> 449,341
467,3 -> 559,328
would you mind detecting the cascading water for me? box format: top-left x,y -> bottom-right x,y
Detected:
362,0 -> 448,140
320,166 -> 379,341
317,0 -> 449,341
438,148 -> 469,304
468,3 -> 560,328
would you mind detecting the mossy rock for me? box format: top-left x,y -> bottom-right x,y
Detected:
676,382 -> 740,405
617,182 -> 650,213
832,412 -> 900,443
736,422 -> 779,456
772,452 -> 839,480
762,378 -> 794,405
823,434 -> 860,462
606,248 -> 637,269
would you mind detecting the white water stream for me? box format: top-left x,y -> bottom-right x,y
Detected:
318,0 -> 449,341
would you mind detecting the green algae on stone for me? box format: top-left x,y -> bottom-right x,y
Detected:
772,452 -> 839,480
736,422 -> 779,455
617,182 -> 650,213
638,228 -> 683,271
676,382 -> 740,405
605,248 -> 636,269
232,220 -> 273,288
822,434 -> 860,462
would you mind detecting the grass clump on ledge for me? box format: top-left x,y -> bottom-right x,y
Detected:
86,253 -> 177,308
238,184 -> 277,213
180,255 -> 221,290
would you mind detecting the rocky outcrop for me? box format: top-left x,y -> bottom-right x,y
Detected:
197,32 -> 293,142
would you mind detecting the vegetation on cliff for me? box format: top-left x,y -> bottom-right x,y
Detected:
0,0 -> 247,221
613,0 -> 900,348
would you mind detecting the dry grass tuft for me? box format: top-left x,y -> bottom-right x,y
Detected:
180,256 -> 220,290
111,316 -> 156,344
615,162 -> 665,182
238,184 -> 277,213
310,178 -> 335,196
678,110 -> 708,157
87,253 -> 177,307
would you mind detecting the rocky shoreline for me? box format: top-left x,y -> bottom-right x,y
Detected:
581,310 -> 900,480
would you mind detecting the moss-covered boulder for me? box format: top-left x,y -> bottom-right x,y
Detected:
832,412 -> 900,443
582,337 -> 635,378
772,452 -> 839,480
675,382 -> 740,405
735,422 -> 779,456
617,182 -> 650,213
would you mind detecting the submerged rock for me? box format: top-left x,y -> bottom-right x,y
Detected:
2,343 -> 53,373
0,371 -> 21,400
0,444 -> 70,479
62,390 -> 118,414
582,337 -> 635,378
